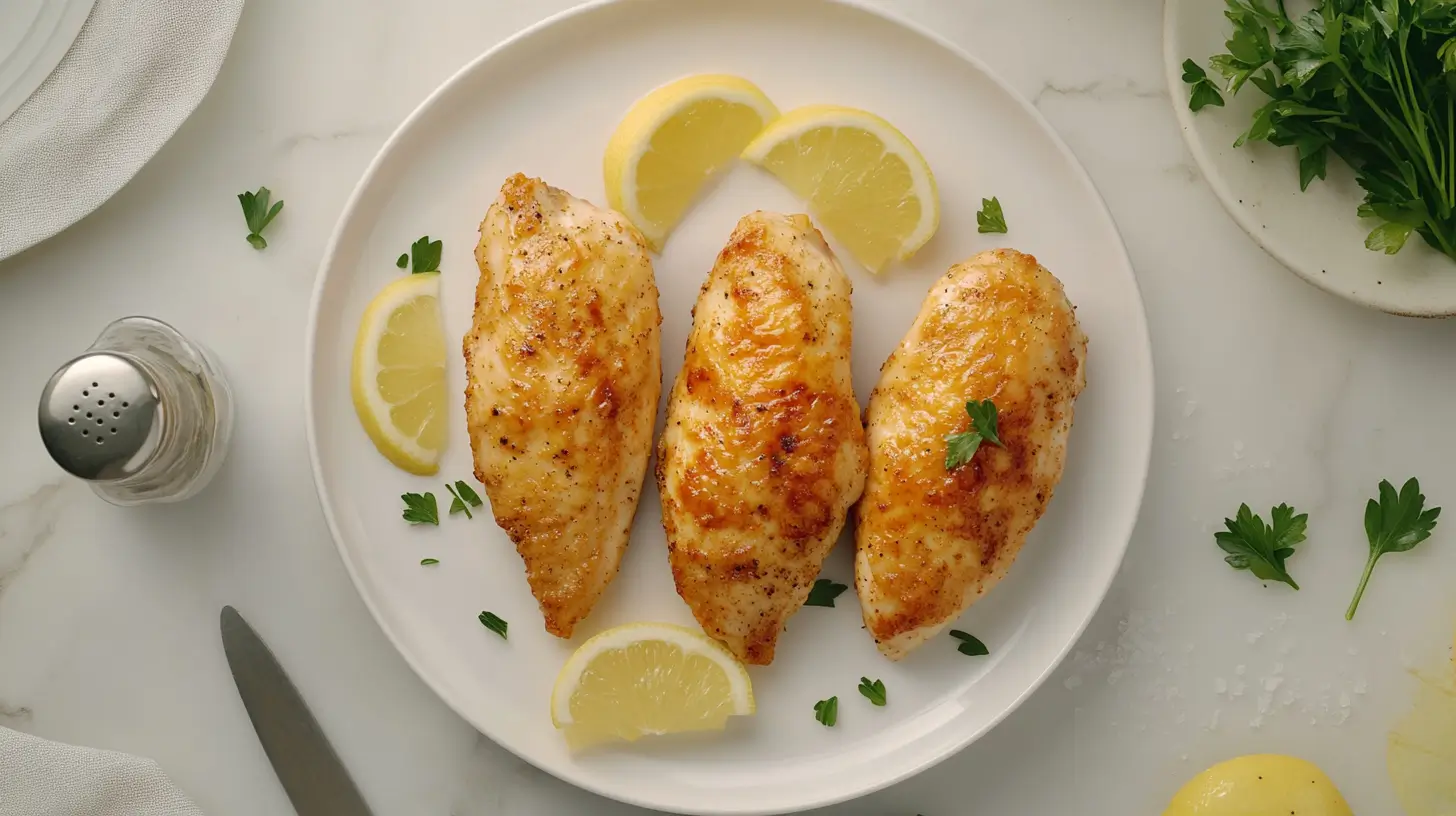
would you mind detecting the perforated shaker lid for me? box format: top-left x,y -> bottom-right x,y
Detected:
38,352 -> 163,481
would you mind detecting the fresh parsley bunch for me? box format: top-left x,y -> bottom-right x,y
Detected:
1191,0 -> 1456,260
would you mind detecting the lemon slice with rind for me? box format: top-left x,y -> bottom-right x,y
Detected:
742,104 -> 939,273
551,622 -> 754,749
605,74 -> 779,251
350,272 -> 448,475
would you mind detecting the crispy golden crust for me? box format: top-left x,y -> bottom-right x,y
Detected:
464,174 -> 661,638
855,249 -> 1087,660
657,213 -> 868,665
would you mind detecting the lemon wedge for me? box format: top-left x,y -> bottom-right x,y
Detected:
605,74 -> 779,251
351,272 -> 448,475
742,104 -> 939,273
551,622 -> 754,749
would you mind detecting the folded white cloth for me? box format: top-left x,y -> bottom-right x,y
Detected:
0,726 -> 203,816
0,0 -> 244,261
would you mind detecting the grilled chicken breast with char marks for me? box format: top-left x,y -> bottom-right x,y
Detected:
657,212 -> 868,665
856,249 -> 1087,660
464,173 -> 661,639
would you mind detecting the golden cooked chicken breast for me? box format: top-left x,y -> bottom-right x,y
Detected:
464,174 -> 661,638
856,249 -> 1087,660
657,212 -> 868,665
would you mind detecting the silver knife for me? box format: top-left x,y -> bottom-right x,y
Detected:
220,605 -> 375,816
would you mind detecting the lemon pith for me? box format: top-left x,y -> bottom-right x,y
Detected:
551,622 -> 754,749
350,272 -> 448,475
605,74 -> 779,251
742,104 -> 939,273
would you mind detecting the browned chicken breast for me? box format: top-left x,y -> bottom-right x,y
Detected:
657,212 -> 868,665
464,174 -> 661,638
856,249 -> 1087,660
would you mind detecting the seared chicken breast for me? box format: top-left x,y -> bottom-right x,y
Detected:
657,212 -> 868,665
856,249 -> 1087,660
464,174 -> 661,638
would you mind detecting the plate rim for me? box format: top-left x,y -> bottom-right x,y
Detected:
304,1 -> 1156,811
1161,0 -> 1456,319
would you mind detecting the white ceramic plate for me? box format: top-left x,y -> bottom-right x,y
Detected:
0,0 -> 94,127
306,1 -> 1154,812
1164,0 -> 1456,317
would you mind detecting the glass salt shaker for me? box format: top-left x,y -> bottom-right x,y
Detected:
37,316 -> 234,506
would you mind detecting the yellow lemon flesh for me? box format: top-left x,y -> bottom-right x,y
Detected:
551,622 -> 754,750
1163,755 -> 1352,816
1386,626 -> 1456,816
742,104 -> 939,273
350,272 -> 448,475
605,74 -> 779,251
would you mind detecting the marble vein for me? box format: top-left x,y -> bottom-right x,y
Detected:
0,481 -> 69,603
0,702 -> 32,725
1034,78 -> 1168,106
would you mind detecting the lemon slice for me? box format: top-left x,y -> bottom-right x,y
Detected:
605,74 -> 779,251
742,104 -> 939,273
551,622 -> 754,749
351,273 -> 448,475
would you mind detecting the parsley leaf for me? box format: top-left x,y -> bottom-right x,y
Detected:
858,677 -> 887,706
410,235 -> 443,274
1346,478 -> 1440,620
949,630 -> 989,656
444,480 -> 482,519
237,187 -> 284,250
813,696 -> 838,727
396,253 -> 409,269
804,578 -> 848,608
478,611 -> 508,639
1181,59 -> 1226,112
976,197 -> 1008,234
1214,502 -> 1306,589
420,558 -> 440,566
454,480 -> 483,507
944,399 -> 1005,470
401,492 -> 439,526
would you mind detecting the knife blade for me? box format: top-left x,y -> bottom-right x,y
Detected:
220,605 -> 375,816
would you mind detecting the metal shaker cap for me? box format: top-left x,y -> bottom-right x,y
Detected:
38,352 -> 163,481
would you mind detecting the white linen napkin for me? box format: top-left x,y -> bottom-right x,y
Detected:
0,0 -> 244,261
0,726 -> 203,816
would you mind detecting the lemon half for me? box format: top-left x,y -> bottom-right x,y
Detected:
742,104 -> 939,273
605,74 -> 779,251
350,272 -> 448,475
551,622 -> 754,749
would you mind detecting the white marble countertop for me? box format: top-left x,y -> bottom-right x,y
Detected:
3,1 -> 1455,814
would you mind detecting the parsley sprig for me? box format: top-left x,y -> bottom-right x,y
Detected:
1182,59 -> 1226,112
945,400 -> 1005,470
1186,0 -> 1456,259
1215,502 -> 1307,589
1346,478 -> 1440,620
237,187 -> 284,250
